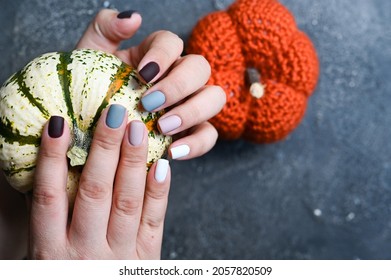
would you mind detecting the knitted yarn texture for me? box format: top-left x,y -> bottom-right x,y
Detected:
187,0 -> 319,143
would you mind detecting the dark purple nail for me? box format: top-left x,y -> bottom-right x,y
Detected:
48,116 -> 64,138
117,10 -> 137,19
139,62 -> 160,83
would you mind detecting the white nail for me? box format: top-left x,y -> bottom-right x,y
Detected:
170,144 -> 190,159
155,159 -> 169,183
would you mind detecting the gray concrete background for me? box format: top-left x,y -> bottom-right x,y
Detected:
1,0 -> 390,259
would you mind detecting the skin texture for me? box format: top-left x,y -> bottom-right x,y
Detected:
0,9 -> 225,259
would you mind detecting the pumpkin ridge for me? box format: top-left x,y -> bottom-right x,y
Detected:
0,118 -> 40,146
66,61 -> 135,167
88,62 -> 133,131
3,164 -> 35,177
16,69 -> 50,118
57,52 -> 76,126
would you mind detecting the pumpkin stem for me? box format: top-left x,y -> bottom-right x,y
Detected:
246,67 -> 265,99
66,123 -> 92,166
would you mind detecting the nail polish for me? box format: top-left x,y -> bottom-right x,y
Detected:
129,121 -> 145,146
170,144 -> 190,159
106,104 -> 126,129
141,91 -> 166,112
117,10 -> 137,19
158,115 -> 182,134
139,62 -> 160,83
155,159 -> 169,183
48,116 -> 64,138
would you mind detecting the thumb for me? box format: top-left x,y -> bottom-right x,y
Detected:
76,9 -> 142,53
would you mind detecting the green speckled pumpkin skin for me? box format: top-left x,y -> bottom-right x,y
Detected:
0,49 -> 171,203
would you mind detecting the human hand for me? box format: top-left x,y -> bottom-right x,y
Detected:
29,9 -> 226,260
76,9 -> 226,160
30,106 -> 170,259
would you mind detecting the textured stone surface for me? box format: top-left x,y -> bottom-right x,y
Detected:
1,0 -> 390,259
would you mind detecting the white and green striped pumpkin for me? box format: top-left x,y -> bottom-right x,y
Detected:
0,49 -> 171,203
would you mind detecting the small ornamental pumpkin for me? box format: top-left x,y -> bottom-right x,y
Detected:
187,0 -> 319,143
0,49 -> 171,204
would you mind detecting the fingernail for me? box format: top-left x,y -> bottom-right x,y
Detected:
117,10 -> 137,19
139,62 -> 160,83
141,91 -> 166,112
48,116 -> 64,138
106,104 -> 126,129
170,144 -> 190,159
155,159 -> 169,183
129,121 -> 145,146
158,115 -> 182,134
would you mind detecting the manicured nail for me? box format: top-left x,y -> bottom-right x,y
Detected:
170,144 -> 190,159
155,159 -> 169,183
139,62 -> 160,83
106,104 -> 126,129
48,116 -> 64,138
129,121 -> 145,146
141,91 -> 166,112
158,115 -> 182,134
117,10 -> 137,19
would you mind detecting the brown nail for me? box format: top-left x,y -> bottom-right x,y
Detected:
139,62 -> 160,83
117,10 -> 137,19
48,116 -> 64,138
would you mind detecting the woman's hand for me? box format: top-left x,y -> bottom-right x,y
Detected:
76,9 -> 226,160
30,107 -> 170,259
29,9 -> 226,259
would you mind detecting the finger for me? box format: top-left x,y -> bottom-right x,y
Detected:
157,85 -> 226,135
140,54 -> 211,112
168,122 -> 218,160
116,30 -> 184,83
107,121 -> 148,254
30,116 -> 70,255
76,9 -> 142,53
137,159 -> 171,259
69,105 -> 127,247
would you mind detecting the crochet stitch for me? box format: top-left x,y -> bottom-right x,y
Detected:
187,0 -> 319,143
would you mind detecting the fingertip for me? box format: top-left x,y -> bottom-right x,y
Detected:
114,11 -> 142,38
136,30 -> 184,83
48,116 -> 65,138
169,144 -> 190,160
154,159 -> 170,183
41,116 -> 70,147
166,122 -> 218,161
128,120 -> 147,146
76,9 -> 142,51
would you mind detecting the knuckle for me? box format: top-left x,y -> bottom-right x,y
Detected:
172,33 -> 184,51
78,179 -> 110,201
160,30 -> 184,49
187,102 -> 202,124
113,195 -> 141,216
92,132 -> 121,152
208,85 -> 227,108
39,146 -> 65,161
155,44 -> 172,60
120,150 -> 147,169
141,214 -> 164,230
170,75 -> 188,99
209,123 -> 219,140
203,121 -> 219,141
92,11 -> 106,38
145,187 -> 168,201
153,30 -> 184,56
32,188 -> 59,207
192,54 -> 211,77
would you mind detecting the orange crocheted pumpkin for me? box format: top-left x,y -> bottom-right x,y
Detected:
187,0 -> 319,143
